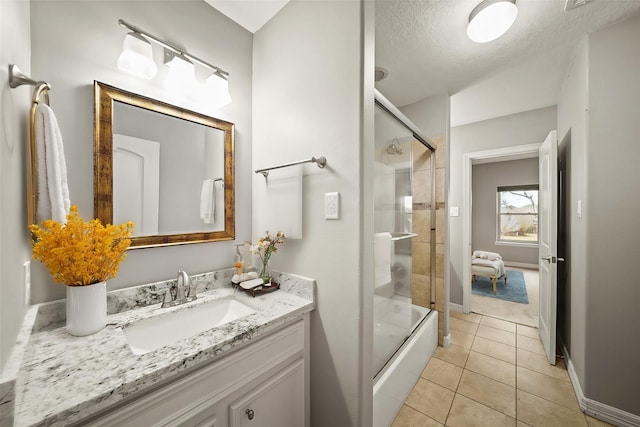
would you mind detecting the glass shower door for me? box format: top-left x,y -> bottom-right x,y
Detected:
372,102 -> 416,376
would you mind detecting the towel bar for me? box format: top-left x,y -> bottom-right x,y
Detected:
255,156 -> 327,178
8,64 -> 53,226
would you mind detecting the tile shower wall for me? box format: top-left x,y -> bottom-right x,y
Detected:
412,135 -> 447,345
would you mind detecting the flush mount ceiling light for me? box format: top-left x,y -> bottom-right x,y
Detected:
467,0 -> 518,43
117,32 -> 157,79
117,19 -> 231,104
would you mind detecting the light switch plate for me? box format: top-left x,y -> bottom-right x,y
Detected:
324,192 -> 339,220
449,206 -> 459,217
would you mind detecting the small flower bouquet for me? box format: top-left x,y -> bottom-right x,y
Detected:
250,231 -> 285,284
29,206 -> 134,286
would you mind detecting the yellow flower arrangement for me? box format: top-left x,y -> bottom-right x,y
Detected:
29,206 -> 134,286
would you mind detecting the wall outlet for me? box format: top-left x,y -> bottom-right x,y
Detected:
324,192 -> 340,220
23,261 -> 31,306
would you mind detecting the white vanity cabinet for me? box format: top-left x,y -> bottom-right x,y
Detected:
82,317 -> 309,427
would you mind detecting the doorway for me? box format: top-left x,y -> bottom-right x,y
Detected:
470,158 -> 540,326
461,143 -> 543,319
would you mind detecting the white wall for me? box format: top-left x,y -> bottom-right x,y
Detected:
401,94 -> 449,138
253,1 -> 372,425
449,106 -> 557,304
472,158 -> 539,265
0,0 -> 31,372
584,16 -> 640,415
29,1 -> 253,302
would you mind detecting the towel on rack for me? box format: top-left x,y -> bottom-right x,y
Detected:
374,232 -> 392,288
255,165 -> 302,239
35,104 -> 70,224
200,179 -> 215,224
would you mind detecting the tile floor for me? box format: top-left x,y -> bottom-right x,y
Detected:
392,311 -> 614,427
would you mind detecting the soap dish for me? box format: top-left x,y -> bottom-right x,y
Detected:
233,281 -> 280,297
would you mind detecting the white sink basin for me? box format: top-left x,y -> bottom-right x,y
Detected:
123,297 -> 257,355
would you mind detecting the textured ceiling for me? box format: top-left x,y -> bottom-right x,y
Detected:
375,0 -> 640,125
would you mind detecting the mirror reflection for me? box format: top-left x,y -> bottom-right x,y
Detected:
94,82 -> 235,248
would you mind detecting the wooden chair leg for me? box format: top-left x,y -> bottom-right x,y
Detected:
492,277 -> 497,294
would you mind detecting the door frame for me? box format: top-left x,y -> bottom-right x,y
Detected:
461,143 -> 542,313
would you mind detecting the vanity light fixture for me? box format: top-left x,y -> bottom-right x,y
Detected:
467,0 -> 518,43
117,32 -> 157,79
117,19 -> 230,104
206,71 -> 232,107
164,50 -> 195,92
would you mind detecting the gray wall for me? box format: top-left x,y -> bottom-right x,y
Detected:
558,15 -> 640,417
449,106 -> 557,304
585,16 -> 639,415
253,1 -> 373,425
472,158 -> 539,265
29,1 -> 253,303
557,37 -> 588,390
0,0 -> 32,371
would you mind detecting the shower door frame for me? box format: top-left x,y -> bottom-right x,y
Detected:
374,90 -> 437,310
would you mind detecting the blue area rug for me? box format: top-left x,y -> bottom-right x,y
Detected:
472,270 -> 529,304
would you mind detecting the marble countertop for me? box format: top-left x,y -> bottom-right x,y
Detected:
4,269 -> 315,427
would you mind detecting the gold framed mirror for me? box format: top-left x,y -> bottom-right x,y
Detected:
94,81 -> 234,249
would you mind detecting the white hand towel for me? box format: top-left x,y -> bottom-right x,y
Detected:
374,232 -> 392,288
34,104 -> 70,224
199,179 -> 214,224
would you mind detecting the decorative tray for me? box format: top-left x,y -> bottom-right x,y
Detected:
233,281 -> 280,297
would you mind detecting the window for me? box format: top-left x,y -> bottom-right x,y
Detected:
497,185 -> 538,243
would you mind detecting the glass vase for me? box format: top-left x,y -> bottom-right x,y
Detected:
260,254 -> 271,284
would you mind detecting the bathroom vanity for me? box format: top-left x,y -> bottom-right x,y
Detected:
4,269 -> 314,427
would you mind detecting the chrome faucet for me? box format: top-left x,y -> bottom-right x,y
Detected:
161,270 -> 197,308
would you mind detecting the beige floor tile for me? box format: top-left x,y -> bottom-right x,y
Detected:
456,370 -> 516,418
466,351 -> 516,387
421,357 -> 463,391
450,310 -> 482,324
517,366 -> 581,412
433,344 -> 470,368
450,317 -> 479,335
516,348 -> 570,382
480,316 -> 517,333
585,414 -> 615,427
450,329 -> 475,349
392,404 -> 444,427
517,335 -> 545,356
476,324 -> 516,347
517,422 -> 532,426
405,378 -> 455,424
516,324 -> 539,339
445,394 -> 515,427
517,390 -> 587,427
471,336 -> 516,364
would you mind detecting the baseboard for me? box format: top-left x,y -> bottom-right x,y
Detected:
449,303 -> 463,313
504,262 -> 539,270
562,343 -> 640,427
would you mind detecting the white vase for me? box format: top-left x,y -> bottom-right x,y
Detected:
66,281 -> 107,336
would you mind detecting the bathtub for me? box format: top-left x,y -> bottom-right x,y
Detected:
372,308 -> 438,426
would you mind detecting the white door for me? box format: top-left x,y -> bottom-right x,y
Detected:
113,134 -> 160,236
538,130 -> 558,365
